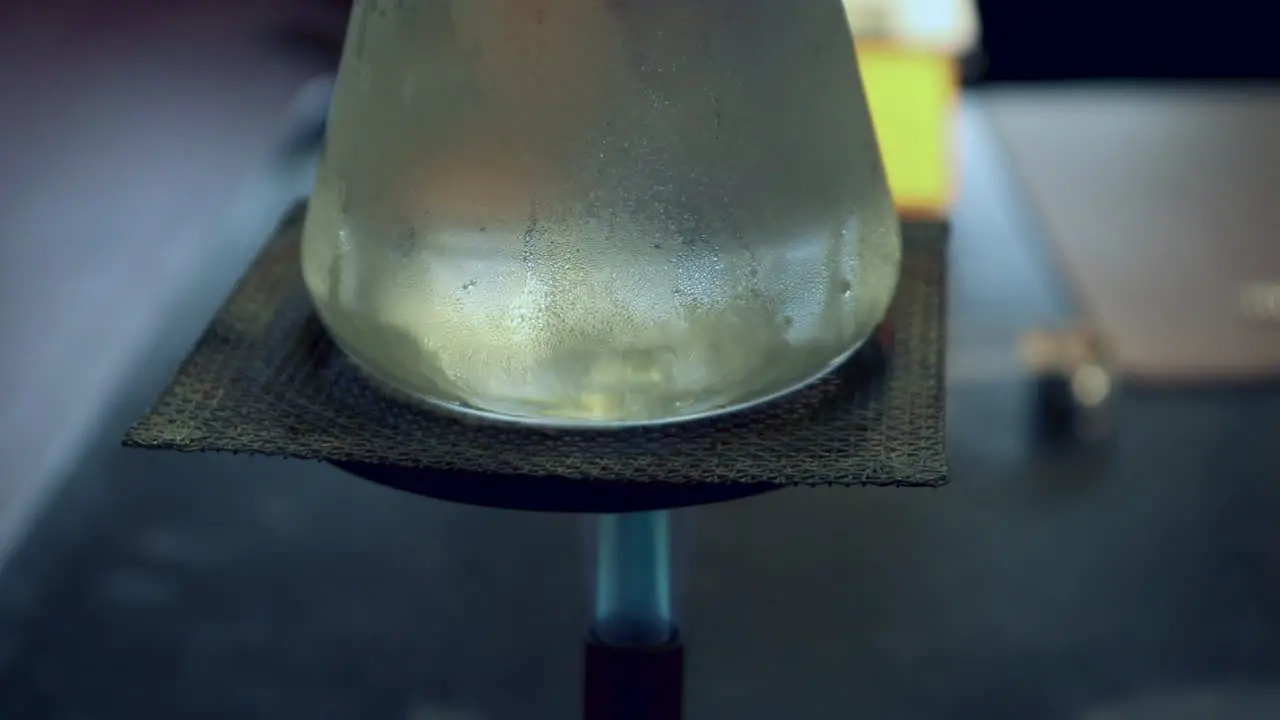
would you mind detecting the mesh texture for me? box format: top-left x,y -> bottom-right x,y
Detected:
125,205 -> 947,487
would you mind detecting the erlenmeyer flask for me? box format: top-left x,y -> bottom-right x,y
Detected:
302,0 -> 902,428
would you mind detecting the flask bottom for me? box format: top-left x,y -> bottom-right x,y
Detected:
316,302 -> 870,430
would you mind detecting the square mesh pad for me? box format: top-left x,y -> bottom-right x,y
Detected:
125,206 -> 947,487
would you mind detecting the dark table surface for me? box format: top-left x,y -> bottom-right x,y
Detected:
3,5 -> 1280,717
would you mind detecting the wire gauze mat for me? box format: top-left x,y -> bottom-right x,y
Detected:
125,206 -> 947,487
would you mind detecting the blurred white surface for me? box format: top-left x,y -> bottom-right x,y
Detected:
985,85 -> 1280,383
844,0 -> 980,52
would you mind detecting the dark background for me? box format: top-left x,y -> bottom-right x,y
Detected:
976,0 -> 1279,82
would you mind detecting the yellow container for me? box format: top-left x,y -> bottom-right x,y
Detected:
855,43 -> 959,220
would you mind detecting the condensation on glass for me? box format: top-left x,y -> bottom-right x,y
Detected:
302,0 -> 903,428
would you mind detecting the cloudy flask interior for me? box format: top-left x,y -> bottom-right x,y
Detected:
302,0 -> 903,427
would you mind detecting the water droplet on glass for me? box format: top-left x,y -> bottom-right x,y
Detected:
841,215 -> 860,240
355,64 -> 373,92
336,179 -> 351,216
397,225 -> 416,251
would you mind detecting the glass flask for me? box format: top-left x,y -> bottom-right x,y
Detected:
302,0 -> 903,428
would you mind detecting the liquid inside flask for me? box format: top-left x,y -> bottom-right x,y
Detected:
302,0 -> 903,427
